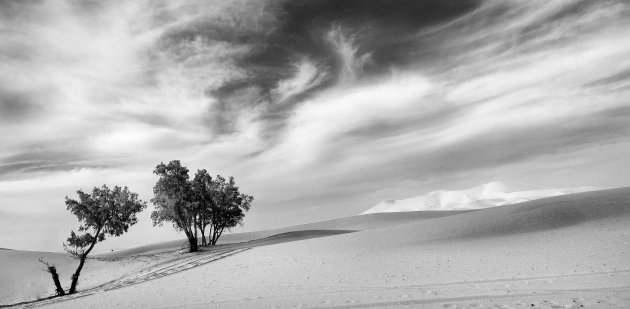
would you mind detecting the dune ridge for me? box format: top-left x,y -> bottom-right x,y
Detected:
101,210 -> 472,258
365,187 -> 630,246
363,181 -> 600,213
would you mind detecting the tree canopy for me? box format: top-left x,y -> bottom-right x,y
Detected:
151,160 -> 199,252
150,160 -> 253,251
206,175 -> 253,245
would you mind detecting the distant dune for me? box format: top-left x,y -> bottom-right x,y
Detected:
363,181 -> 600,213
355,187 -> 630,246
3,188 -> 629,308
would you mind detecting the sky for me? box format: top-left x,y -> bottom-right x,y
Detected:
1,0 -> 630,252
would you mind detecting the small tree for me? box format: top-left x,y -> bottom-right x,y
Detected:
42,185 -> 146,295
150,160 -> 199,252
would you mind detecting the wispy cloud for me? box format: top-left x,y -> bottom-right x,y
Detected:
325,25 -> 371,83
272,59 -> 327,103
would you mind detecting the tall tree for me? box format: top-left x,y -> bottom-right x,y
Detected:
150,160 -> 199,252
42,185 -> 146,295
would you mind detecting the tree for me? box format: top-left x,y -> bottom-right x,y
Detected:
42,185 -> 146,295
150,160 -> 199,252
151,160 -> 254,250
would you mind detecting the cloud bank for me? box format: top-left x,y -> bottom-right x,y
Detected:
1,0 -> 630,251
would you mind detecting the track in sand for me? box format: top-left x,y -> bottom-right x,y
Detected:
11,230 -> 354,308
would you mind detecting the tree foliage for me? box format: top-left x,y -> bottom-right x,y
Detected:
151,160 -> 253,251
42,185 -> 146,295
206,175 -> 253,245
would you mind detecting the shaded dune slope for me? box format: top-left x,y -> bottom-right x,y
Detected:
103,210 -> 473,257
401,187 -> 630,243
317,187 -> 630,252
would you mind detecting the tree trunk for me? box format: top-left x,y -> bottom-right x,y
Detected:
200,226 -> 207,246
189,236 -> 198,252
218,226 -> 225,243
185,229 -> 198,253
211,227 -> 217,246
68,227 -> 101,294
46,265 -> 65,296
68,255 -> 86,294
211,226 -> 225,245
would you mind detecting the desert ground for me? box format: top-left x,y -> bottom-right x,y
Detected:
1,188 -> 629,308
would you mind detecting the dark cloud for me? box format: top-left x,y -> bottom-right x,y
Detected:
584,68 -> 630,89
154,0 -> 482,135
344,103 -> 469,141
273,0 -> 481,68
0,161 -> 113,176
0,87 -> 49,122
0,145 -> 115,178
0,0 -> 39,18
0,161 -> 84,175
0,34 -> 39,62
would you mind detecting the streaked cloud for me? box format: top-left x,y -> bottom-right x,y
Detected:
273,59 -> 327,103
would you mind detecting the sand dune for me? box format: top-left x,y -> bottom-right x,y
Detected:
363,181 -> 599,213
364,187 -> 630,245
4,188 -> 630,308
0,210 -> 468,306
102,210 -> 471,258
0,250 -> 155,306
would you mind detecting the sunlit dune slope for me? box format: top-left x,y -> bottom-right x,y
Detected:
0,209 -> 470,305
0,250 -> 151,306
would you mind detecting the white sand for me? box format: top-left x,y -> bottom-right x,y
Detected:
1,210 -> 465,306
0,250 -> 155,305
4,188 -> 630,308
101,210 -> 470,258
